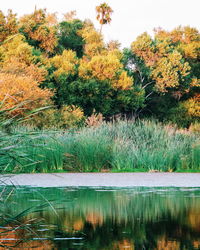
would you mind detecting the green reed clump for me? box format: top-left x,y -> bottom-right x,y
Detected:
63,120 -> 200,172
1,119 -> 200,173
110,120 -> 200,171
0,129 -> 65,173
62,127 -> 113,171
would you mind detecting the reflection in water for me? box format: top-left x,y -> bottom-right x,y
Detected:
1,187 -> 200,249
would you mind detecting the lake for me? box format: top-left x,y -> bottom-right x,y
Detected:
1,186 -> 200,249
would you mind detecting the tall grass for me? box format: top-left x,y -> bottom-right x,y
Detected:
1,120 -> 200,173
0,105 -> 60,247
0,129 -> 64,173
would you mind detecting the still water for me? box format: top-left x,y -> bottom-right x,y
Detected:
1,186 -> 200,249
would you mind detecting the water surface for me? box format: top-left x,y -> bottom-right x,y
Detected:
1,186 -> 200,249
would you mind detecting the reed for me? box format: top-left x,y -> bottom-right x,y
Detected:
1,119 -> 200,173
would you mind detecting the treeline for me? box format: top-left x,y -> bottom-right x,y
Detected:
0,8 -> 199,128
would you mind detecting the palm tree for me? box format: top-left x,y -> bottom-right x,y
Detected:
96,2 -> 113,34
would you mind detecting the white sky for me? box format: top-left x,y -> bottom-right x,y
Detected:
1,0 -> 200,48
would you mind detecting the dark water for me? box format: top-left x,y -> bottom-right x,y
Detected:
1,186 -> 200,249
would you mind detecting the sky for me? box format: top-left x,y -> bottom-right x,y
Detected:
1,0 -> 199,48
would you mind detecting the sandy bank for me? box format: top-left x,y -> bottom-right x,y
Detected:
1,173 -> 200,187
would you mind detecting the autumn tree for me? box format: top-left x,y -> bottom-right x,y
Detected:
79,20 -> 105,58
76,22 -> 145,116
96,2 -> 113,34
0,73 -> 52,116
0,34 -> 52,116
45,22 -> 145,117
79,21 -> 133,91
63,10 -> 77,22
19,9 -> 58,54
129,26 -> 200,125
0,9 -> 18,43
0,34 -> 47,80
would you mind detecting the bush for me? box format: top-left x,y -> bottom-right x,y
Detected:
25,105 -> 85,129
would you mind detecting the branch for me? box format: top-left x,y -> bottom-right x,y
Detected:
142,81 -> 154,89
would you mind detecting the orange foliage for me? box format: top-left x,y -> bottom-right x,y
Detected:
19,9 -> 57,53
0,73 -> 52,115
154,26 -> 200,59
0,9 -> 18,43
63,10 -> 77,22
2,58 -> 47,82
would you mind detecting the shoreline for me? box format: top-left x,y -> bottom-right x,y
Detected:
1,173 -> 200,187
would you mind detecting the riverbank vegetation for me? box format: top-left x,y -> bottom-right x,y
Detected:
1,120 -> 200,173
0,4 -> 199,173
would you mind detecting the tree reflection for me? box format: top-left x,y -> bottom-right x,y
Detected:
1,187 -> 200,249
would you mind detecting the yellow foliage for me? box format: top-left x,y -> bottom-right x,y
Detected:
30,105 -> 84,128
0,35 -> 47,83
30,25 -> 57,53
79,53 -> 133,90
79,22 -> 105,57
60,105 -> 84,127
50,50 -> 78,78
1,58 -> 47,83
183,94 -> 200,117
178,42 -> 199,59
0,35 -> 34,65
155,26 -> 200,44
79,54 -> 121,80
131,32 -> 158,67
151,51 -> 190,92
155,26 -> 200,60
131,27 -> 199,92
191,78 -> 200,87
0,73 -> 53,115
107,49 -> 123,60
112,71 -> 133,90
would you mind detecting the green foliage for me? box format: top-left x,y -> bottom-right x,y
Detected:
67,79 -> 114,116
66,79 -> 145,117
57,20 -> 85,57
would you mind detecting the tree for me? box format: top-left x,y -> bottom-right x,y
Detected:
0,33 -> 52,116
57,19 -> 84,57
79,52 -> 133,90
129,26 -> 200,124
19,9 -> 57,54
96,2 -> 113,34
79,20 -> 105,58
0,73 -> 52,116
0,34 -> 47,82
131,27 -> 200,93
0,9 -> 18,43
